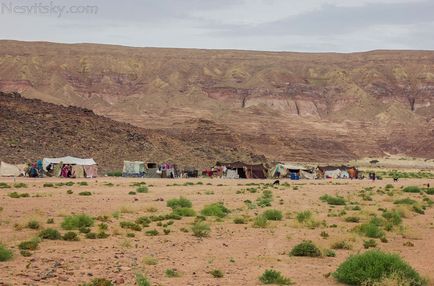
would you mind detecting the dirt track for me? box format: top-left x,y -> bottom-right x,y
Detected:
1,177 -> 434,285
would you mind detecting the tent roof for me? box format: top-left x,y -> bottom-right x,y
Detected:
43,156 -> 96,167
0,161 -> 22,177
277,163 -> 310,170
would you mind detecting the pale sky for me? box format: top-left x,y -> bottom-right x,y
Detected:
0,0 -> 433,52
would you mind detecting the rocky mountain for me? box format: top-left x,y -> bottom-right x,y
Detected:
0,40 -> 433,167
0,92 -> 261,172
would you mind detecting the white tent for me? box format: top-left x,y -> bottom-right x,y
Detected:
0,161 -> 23,177
43,156 -> 97,170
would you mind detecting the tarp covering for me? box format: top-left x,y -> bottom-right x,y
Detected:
269,163 -> 310,178
0,161 -> 23,177
83,165 -> 98,178
43,156 -> 97,170
123,161 -> 145,177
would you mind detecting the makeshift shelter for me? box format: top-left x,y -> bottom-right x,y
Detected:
122,161 -> 145,177
217,162 -> 267,179
0,161 -> 24,177
43,156 -> 98,178
269,163 -> 314,180
317,165 -> 358,179
143,163 -> 161,178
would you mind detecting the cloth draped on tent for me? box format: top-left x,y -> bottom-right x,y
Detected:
0,161 -> 24,177
122,161 -> 145,177
83,165 -> 98,178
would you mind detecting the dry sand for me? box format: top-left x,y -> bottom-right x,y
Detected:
0,177 -> 434,286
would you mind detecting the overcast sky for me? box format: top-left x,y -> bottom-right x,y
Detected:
0,0 -> 433,52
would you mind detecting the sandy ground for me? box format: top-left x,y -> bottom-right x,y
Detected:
0,177 -> 434,286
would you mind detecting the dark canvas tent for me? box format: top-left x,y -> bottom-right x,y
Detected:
217,161 -> 267,179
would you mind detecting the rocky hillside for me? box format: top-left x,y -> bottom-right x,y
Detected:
0,92 -> 262,173
0,40 -> 433,164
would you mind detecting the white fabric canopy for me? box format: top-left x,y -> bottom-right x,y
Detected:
43,156 -> 97,169
0,161 -> 23,177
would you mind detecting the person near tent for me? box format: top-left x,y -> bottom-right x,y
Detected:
29,163 -> 39,178
37,160 -> 44,177
61,164 -> 69,178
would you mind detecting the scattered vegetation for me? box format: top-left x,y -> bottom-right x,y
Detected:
62,214 -> 94,230
210,269 -> 224,278
167,197 -> 192,209
262,209 -> 283,221
63,231 -> 80,241
80,278 -> 113,286
320,195 -> 346,205
201,202 -> 230,218
135,273 -> 151,286
165,268 -> 181,277
27,220 -> 40,230
39,228 -> 62,240
403,186 -> 421,193
0,244 -> 13,262
78,191 -> 92,196
191,221 -> 210,237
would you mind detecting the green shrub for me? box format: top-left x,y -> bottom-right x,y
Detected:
290,241 -> 321,257
172,207 -> 196,217
425,188 -> 434,195
259,269 -> 292,285
201,203 -> 230,218
253,215 -> 268,228
394,198 -> 417,205
79,191 -> 92,196
363,239 -> 377,249
62,214 -> 94,230
78,182 -> 88,186
43,183 -> 54,188
8,192 -> 29,198
107,171 -> 122,177
145,229 -> 159,236
39,228 -> 61,240
210,269 -> 224,278
233,217 -> 246,224
402,186 -> 421,193
67,189 -> 73,194
120,221 -> 142,231
382,210 -> 402,225
85,232 -> 97,239
165,268 -> 180,277
27,220 -> 40,229
262,209 -> 283,221
333,250 -> 426,286
136,186 -> 149,193
80,278 -> 113,286
96,231 -> 109,239
358,222 -> 385,238
46,218 -> 54,224
320,195 -> 346,205
135,273 -> 151,286
20,250 -> 32,257
167,197 -> 192,209
324,249 -> 336,257
296,210 -> 312,223
0,244 -> 13,261
18,238 -> 40,250
191,221 -> 210,237
14,183 -> 27,188
345,216 -> 360,223
331,240 -> 352,250
79,226 -> 91,234
63,231 -> 79,241
0,182 -> 11,189
128,191 -> 136,195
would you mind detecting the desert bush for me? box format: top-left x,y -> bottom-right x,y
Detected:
27,220 -> 40,230
0,182 -> 11,189
253,215 -> 268,228
259,269 -> 292,285
262,209 -> 283,221
345,216 -> 360,223
43,183 -> 54,187
333,250 -> 426,286
8,192 -> 29,198
80,278 -> 113,286
210,269 -> 224,278
79,226 -> 91,234
233,217 -> 247,224
363,239 -> 377,249
425,188 -> 434,195
85,232 -> 97,239
120,221 -> 142,231
382,210 -> 402,226
63,231 -> 79,241
412,205 -> 425,215
107,171 -> 122,177
167,197 -> 192,209
136,186 -> 149,193
47,218 -> 54,224
39,228 -> 61,240
128,191 -> 136,195
14,183 -> 27,188
18,238 -> 40,250
96,231 -> 109,239
79,191 -> 92,196
20,250 -> 32,257
290,241 -> 321,257
394,198 -> 417,205
0,244 -> 13,261
191,221 -> 210,237
296,210 -> 312,223
67,189 -> 73,194
135,273 -> 151,286
165,268 -> 180,277
78,182 -> 88,186
402,186 -> 421,193
358,222 -> 385,239
320,231 -> 329,239
172,207 -> 196,217
331,240 -> 352,250
320,195 -> 346,205
62,214 -> 94,230
324,249 -> 336,257
201,202 -> 230,218
145,229 -> 159,236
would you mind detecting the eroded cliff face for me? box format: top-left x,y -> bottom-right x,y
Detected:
0,41 -> 433,163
